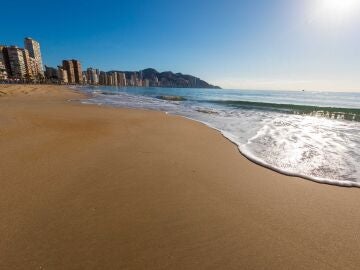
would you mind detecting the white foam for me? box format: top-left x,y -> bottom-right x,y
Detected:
80,89 -> 360,188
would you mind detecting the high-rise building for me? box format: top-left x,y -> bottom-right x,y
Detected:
143,79 -> 150,88
24,37 -> 44,75
107,73 -> 114,86
7,46 -> 27,79
154,76 -> 159,86
57,66 -> 68,84
87,68 -> 99,85
0,46 -> 11,77
82,71 -> 88,84
111,72 -> 118,86
45,65 -> 58,80
62,60 -> 75,83
0,47 -> 6,71
117,72 -> 127,87
22,49 -> 34,80
96,70 -> 100,84
86,68 -> 92,84
130,73 -> 138,87
71,59 -> 83,84
0,45 -> 9,80
99,71 -> 107,85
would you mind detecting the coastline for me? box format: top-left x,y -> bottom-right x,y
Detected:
179,116 -> 360,188
1,84 -> 360,269
80,86 -> 360,187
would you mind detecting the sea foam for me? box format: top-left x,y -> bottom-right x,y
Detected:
79,86 -> 360,187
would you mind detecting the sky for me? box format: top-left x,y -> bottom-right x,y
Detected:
1,0 -> 359,91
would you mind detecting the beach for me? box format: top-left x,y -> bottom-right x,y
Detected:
1,84 -> 360,270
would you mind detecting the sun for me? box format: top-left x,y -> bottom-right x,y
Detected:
315,0 -> 360,20
322,0 -> 358,14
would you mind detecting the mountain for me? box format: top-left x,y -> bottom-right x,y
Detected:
110,68 -> 221,89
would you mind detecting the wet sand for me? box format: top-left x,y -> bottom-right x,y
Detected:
1,84 -> 360,269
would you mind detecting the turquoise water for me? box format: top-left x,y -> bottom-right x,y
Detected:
80,86 -> 360,187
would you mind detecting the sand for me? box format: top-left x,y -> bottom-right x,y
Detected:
1,84 -> 360,270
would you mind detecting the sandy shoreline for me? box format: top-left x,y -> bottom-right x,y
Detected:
1,84 -> 360,269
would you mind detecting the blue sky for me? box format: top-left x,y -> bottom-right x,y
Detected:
1,0 -> 359,91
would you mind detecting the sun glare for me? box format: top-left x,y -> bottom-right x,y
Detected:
315,0 -> 360,22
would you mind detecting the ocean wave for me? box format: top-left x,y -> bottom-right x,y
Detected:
156,95 -> 187,101
79,86 -> 360,187
207,100 -> 360,121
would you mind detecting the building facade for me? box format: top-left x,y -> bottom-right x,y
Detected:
143,79 -> 150,88
22,49 -> 35,80
71,59 -> 83,84
0,45 -> 9,80
111,72 -> 118,86
24,37 -> 44,75
7,46 -> 27,79
62,60 -> 75,83
57,66 -> 68,83
82,71 -> 88,84
99,71 -> 107,85
86,68 -> 99,85
45,65 -> 59,81
117,72 -> 127,87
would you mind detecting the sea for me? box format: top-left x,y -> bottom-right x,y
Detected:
78,86 -> 360,187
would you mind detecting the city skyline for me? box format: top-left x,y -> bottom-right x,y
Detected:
1,37 -> 217,88
1,0 -> 360,91
0,38 -> 44,81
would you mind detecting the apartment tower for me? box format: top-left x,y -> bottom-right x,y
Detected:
22,49 -> 35,79
117,72 -> 127,87
0,46 -> 10,79
62,60 -> 75,83
7,46 -> 27,79
24,37 -> 44,75
71,59 -> 83,84
57,66 -> 68,84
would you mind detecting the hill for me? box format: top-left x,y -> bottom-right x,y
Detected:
110,68 -> 221,89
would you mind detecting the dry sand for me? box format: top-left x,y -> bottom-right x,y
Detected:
1,84 -> 360,270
